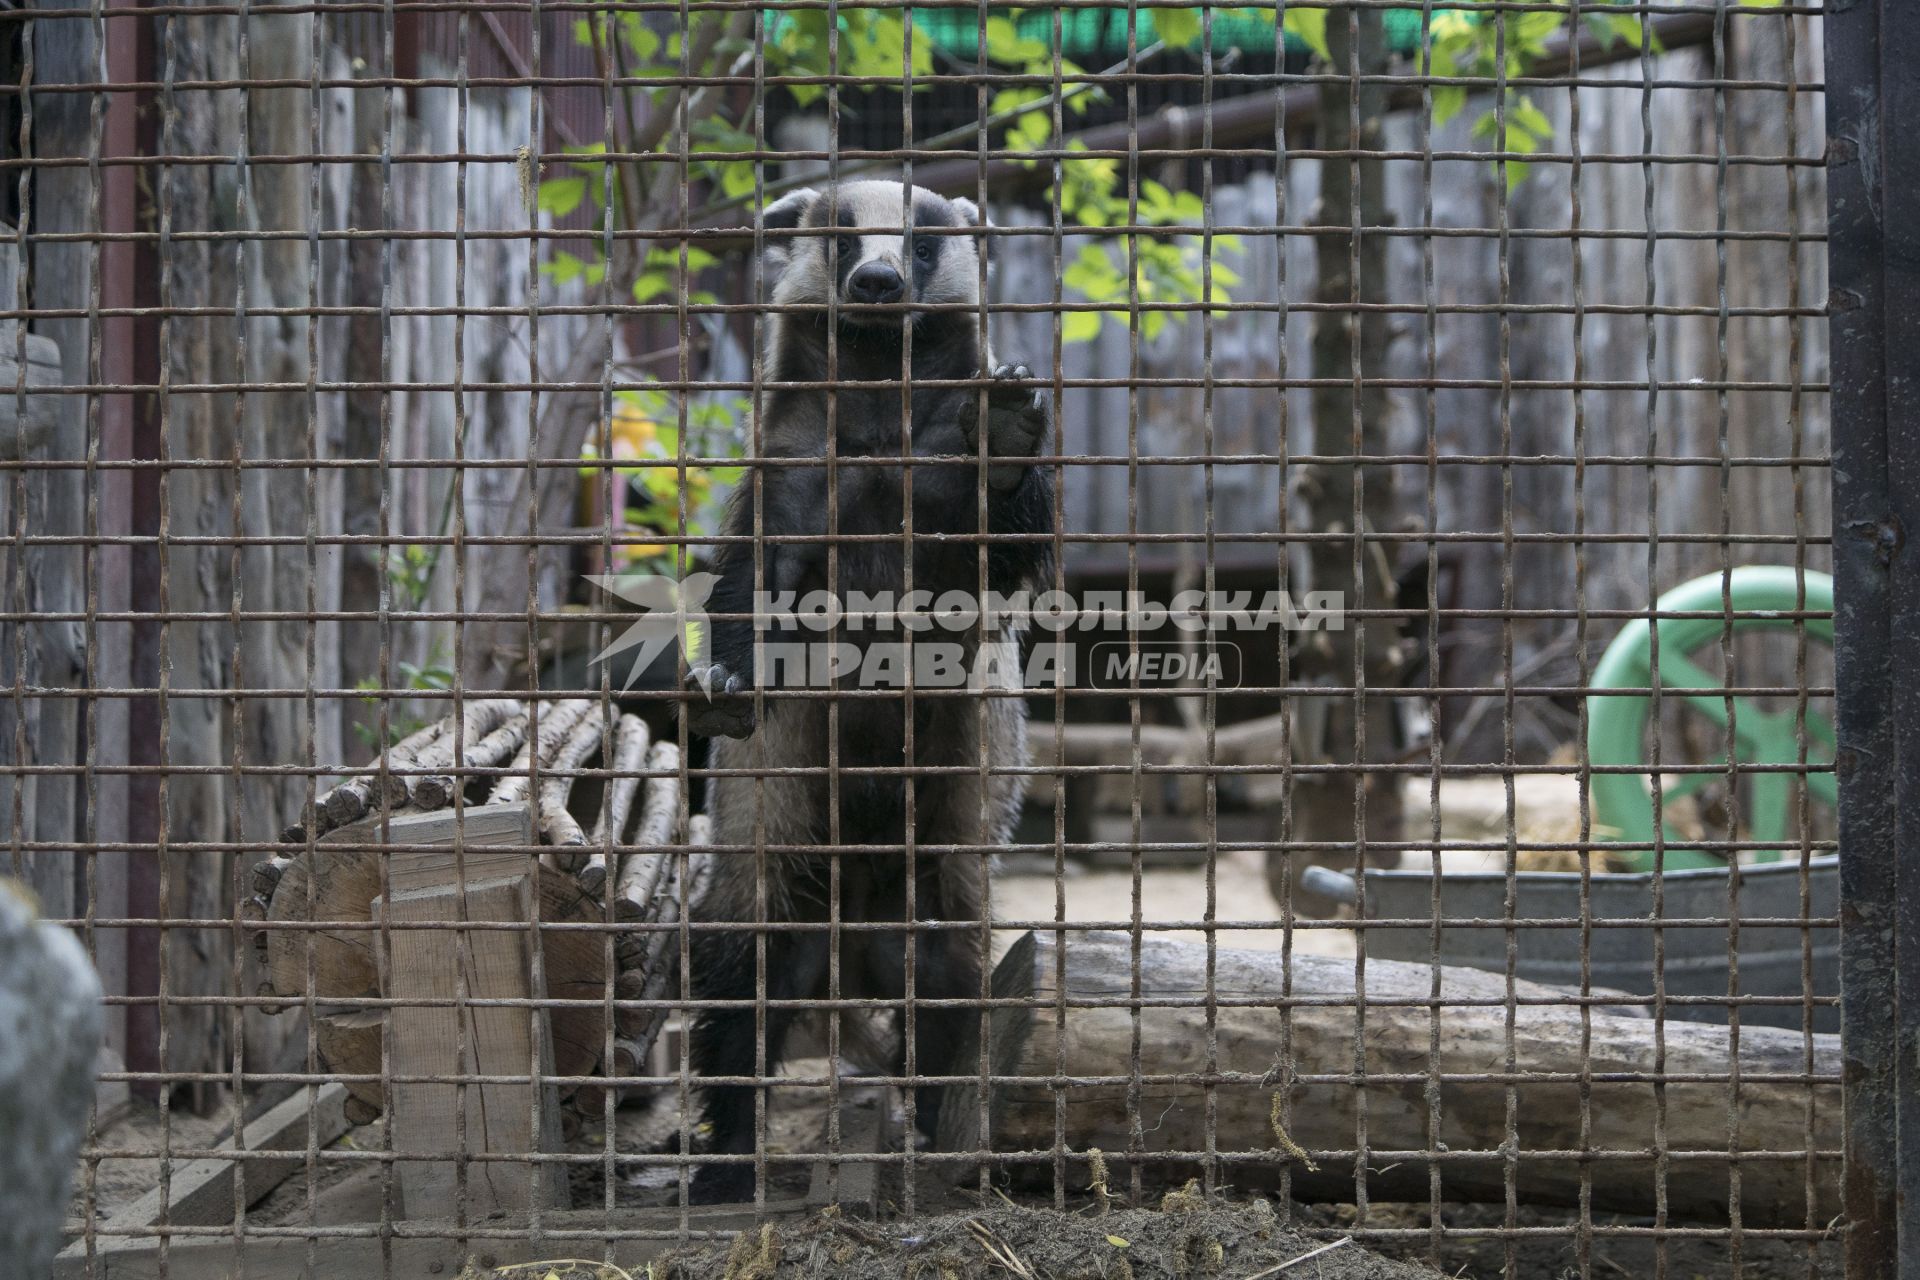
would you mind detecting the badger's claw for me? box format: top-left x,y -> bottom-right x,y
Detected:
684,663 -> 757,739
962,362 -> 1050,491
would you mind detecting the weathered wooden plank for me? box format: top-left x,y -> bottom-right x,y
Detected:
59,1084 -> 351,1263
379,871 -> 570,1219
804,1080 -> 890,1217
51,1201 -> 809,1280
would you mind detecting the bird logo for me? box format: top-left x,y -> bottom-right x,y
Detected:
584,570 -> 720,690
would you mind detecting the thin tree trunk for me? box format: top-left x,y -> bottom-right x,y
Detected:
1290,9 -> 1406,899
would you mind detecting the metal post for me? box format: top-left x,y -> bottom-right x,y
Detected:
1826,0 -> 1919,1273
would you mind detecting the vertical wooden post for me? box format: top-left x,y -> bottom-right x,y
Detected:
375,810 -> 569,1219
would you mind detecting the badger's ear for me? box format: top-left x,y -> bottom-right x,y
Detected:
759,187 -> 819,276
763,186 -> 818,232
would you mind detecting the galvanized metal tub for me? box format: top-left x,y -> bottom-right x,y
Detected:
1308,857 -> 1839,1033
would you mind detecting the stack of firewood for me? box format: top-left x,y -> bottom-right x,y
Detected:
246,698 -> 711,1121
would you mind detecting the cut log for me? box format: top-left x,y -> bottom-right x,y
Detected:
250,854 -> 291,901
535,706 -> 607,865
260,804 -> 606,1115
409,699 -> 526,810
607,766 -> 706,1062
612,742 -> 685,932
488,698 -> 594,807
317,719 -> 442,833
633,741 -> 683,847
580,714 -> 652,896
939,930 -> 1840,1227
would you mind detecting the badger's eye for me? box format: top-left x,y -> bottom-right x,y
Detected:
913,238 -> 935,263
835,234 -> 859,261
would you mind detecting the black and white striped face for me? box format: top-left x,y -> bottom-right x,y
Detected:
760,180 -> 984,324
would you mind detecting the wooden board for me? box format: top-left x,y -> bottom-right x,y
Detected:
58,1085 -> 350,1261
804,1081 -> 890,1216
379,872 -> 570,1219
52,1201 -> 808,1280
264,804 -> 606,1112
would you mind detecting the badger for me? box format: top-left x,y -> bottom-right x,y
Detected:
682,179 -> 1054,1202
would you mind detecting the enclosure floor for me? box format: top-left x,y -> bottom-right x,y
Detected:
995,847 -> 1359,955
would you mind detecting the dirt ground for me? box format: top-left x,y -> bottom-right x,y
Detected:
994,847 -> 1357,957
1315,1203 -> 1842,1280
63,1098 -> 230,1230
642,1200 -> 1442,1280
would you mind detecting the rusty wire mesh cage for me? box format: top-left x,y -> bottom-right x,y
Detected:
0,0 -> 1875,1276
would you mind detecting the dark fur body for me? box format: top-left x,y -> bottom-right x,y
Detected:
686,182 -> 1053,1202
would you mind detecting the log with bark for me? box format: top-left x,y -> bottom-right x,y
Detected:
409,699 -> 527,810
580,714 -> 652,895
282,700 -> 530,842
254,698 -> 714,1118
938,929 -> 1840,1228
569,749 -> 713,1117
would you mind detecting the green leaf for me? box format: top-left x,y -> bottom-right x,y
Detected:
621,14 -> 661,61
1062,245 -> 1120,295
990,87 -> 1046,119
845,12 -> 934,81
543,251 -> 585,286
632,272 -> 673,303
1283,9 -> 1330,64
1009,110 -> 1052,152
719,161 -> 757,200
1155,7 -> 1203,49
1513,10 -> 1562,58
984,16 -> 1047,63
1509,96 -> 1553,141
1061,310 -> 1103,343
1432,85 -> 1468,128
537,177 -> 586,219
541,250 -> 606,288
1585,12 -> 1645,51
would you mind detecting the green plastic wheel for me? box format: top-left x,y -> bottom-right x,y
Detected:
1586,566 -> 1835,872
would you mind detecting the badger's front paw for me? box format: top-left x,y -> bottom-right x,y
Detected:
963,362 -> 1049,491
684,663 -> 757,739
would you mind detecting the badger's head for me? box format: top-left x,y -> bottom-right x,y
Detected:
759,180 -> 983,326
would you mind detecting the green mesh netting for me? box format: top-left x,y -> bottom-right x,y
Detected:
896,7 -> 1431,59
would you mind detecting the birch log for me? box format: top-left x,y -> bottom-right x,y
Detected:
408,698 -> 526,810
489,698 -> 594,806
534,709 -> 606,862
580,714 -> 652,895
939,930 -> 1840,1227
315,719 -> 441,833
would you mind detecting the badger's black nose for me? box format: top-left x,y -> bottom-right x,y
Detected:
847,261 -> 905,306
